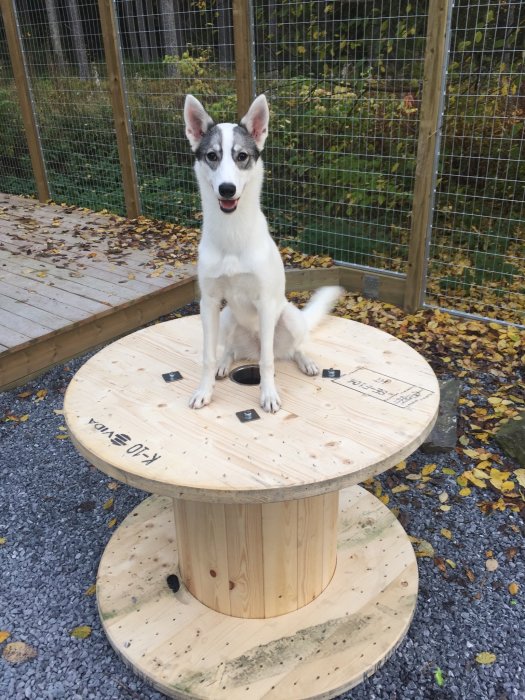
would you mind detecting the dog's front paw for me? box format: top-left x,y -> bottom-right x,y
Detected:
296,354 -> 319,376
260,386 -> 281,413
189,388 -> 212,409
216,363 -> 231,379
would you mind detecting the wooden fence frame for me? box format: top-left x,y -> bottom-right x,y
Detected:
2,0 -> 452,313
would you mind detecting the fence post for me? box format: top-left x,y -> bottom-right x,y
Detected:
97,0 -> 141,218
404,0 -> 453,313
1,0 -> 50,202
232,0 -> 256,119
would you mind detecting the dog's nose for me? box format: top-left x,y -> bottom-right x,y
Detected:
218,183 -> 236,199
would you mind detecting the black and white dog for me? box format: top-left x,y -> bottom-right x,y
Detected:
184,94 -> 342,413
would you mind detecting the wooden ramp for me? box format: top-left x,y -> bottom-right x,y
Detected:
0,193 -> 197,390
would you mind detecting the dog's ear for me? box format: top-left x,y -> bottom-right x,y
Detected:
240,94 -> 269,151
184,95 -> 214,151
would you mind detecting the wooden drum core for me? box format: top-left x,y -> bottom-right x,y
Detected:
174,492 -> 339,618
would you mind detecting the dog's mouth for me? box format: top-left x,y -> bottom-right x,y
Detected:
219,198 -> 239,214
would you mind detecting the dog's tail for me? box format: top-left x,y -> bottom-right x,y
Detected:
301,286 -> 344,331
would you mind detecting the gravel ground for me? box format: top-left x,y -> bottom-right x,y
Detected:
1,316 -> 524,700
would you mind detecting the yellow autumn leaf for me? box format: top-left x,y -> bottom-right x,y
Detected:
488,397 -> 502,406
508,582 -> 519,596
515,469 -> 525,488
464,471 -> 487,488
443,467 -> 456,475
475,652 -> 496,665
459,487 -> 472,496
395,460 -> 407,471
84,584 -> 97,596
108,518 -> 117,528
0,631 -> 10,644
379,494 -> 390,505
473,468 -> 490,480
102,497 -> 114,511
0,537 -> 6,545
422,464 -> 437,476
70,625 -> 91,639
392,484 -> 410,494
463,449 -> 480,458
440,528 -> 452,540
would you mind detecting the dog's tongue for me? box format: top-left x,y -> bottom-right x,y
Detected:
220,199 -> 237,212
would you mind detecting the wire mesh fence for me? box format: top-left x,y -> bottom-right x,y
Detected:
255,0 -> 429,274
0,16 -> 35,195
116,0 -> 237,220
0,0 -> 523,325
427,0 -> 524,324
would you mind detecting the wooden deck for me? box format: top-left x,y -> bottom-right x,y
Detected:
0,193 -> 197,390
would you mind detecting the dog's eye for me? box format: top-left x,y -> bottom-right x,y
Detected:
237,152 -> 249,162
206,151 -> 218,162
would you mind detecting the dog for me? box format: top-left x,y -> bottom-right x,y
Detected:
184,93 -> 343,413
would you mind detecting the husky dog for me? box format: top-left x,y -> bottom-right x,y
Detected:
184,93 -> 343,413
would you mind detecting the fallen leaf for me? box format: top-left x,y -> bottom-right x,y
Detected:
459,487 -> 472,497
0,631 -> 10,644
434,666 -> 445,687
2,641 -> 37,664
475,651 -> 496,665
0,537 -> 6,545
70,625 -> 91,639
485,559 -> 499,572
108,518 -> 117,528
102,497 -> 114,511
409,536 -> 435,558
508,582 -> 519,596
465,568 -> 476,582
422,464 -> 437,476
515,469 -> 525,488
440,528 -> 453,540
84,584 -> 97,596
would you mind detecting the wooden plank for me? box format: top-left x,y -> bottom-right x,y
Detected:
297,494 -> 326,608
0,294 -> 70,332
232,0 -> 255,119
262,500 -> 298,617
404,0 -> 452,312
0,226 -> 185,290
0,324 -> 32,347
0,0 -> 49,201
0,252 -> 144,305
337,266 -> 406,309
174,500 -> 231,615
0,276 -> 197,390
284,266 -> 341,293
0,304 -> 56,338
0,269 -> 111,316
224,503 -> 265,618
97,0 -> 140,218
323,490 -> 339,589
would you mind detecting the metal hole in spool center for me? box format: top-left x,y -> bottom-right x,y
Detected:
229,364 -> 260,385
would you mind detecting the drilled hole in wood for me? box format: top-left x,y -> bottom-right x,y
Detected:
229,364 -> 260,385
